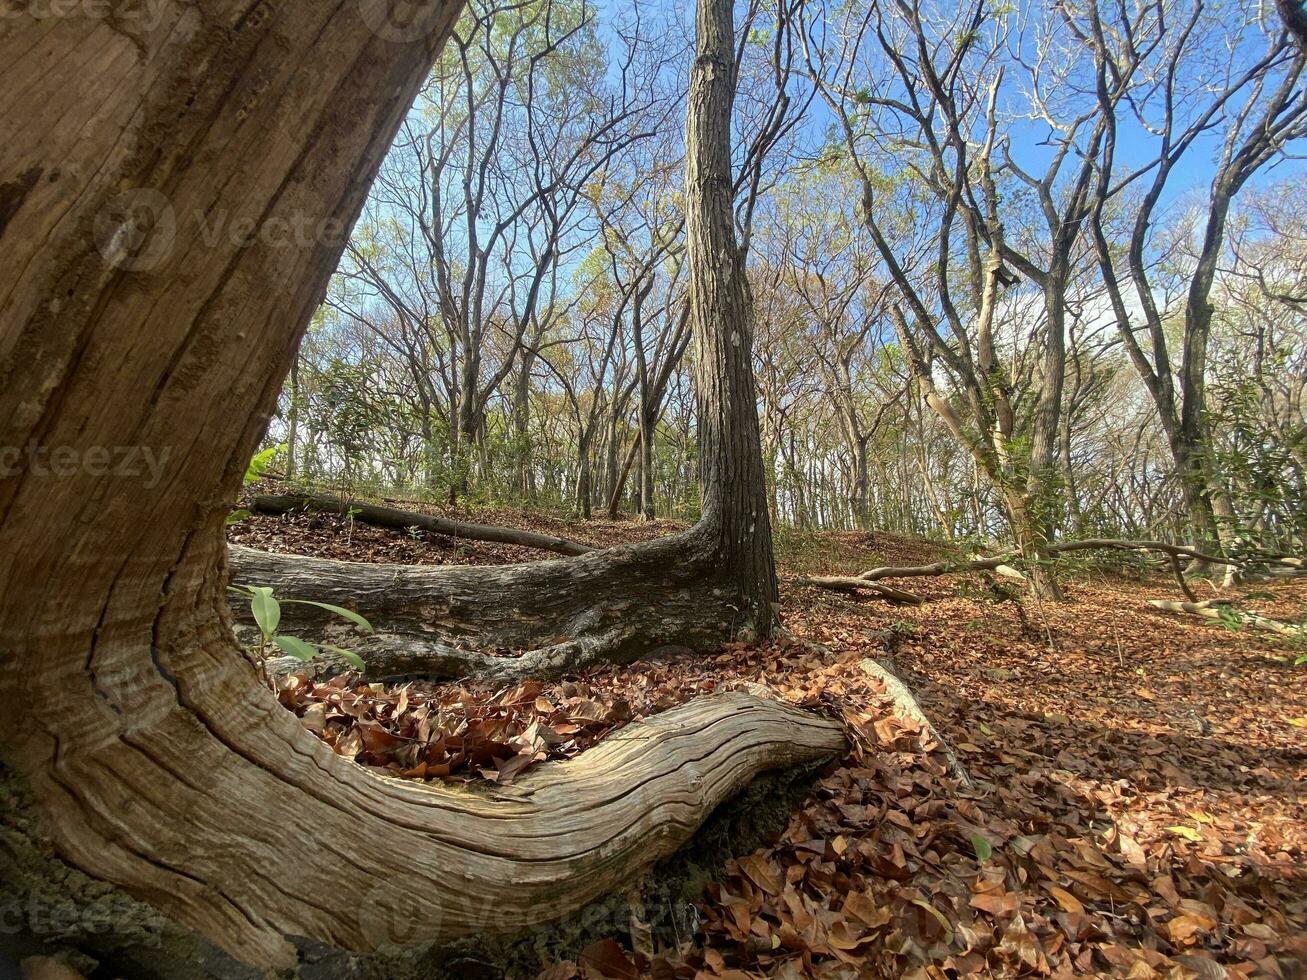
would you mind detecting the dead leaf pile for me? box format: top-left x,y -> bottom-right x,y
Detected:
277,675 -> 640,783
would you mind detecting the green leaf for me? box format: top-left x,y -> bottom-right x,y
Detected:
273,635 -> 317,662
970,833 -> 993,862
318,644 -> 366,673
226,509 -> 252,526
250,586 -> 280,638
282,599 -> 373,632
243,445 -> 283,485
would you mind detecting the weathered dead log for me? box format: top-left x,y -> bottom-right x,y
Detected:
251,492 -> 596,556
1149,600 -> 1304,639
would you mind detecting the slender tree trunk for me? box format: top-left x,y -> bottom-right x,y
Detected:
1019,279 -> 1069,601
285,350 -> 301,480
1059,414 -> 1083,535
514,351 -> 536,503
640,411 -> 657,520
1003,488 -> 1063,602
577,438 -> 593,520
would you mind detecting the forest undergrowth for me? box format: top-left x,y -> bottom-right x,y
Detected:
231,489 -> 1307,978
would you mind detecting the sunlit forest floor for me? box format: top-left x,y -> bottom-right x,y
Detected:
231,485 -> 1307,978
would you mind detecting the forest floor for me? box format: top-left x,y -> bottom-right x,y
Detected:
230,491 -> 1307,979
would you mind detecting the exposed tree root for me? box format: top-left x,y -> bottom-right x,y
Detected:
251,492 -> 595,556
778,631 -> 972,788
4,688 -> 844,967
230,524 -> 760,680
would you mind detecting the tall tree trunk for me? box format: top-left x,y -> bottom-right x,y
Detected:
0,0 -> 797,968
514,351 -> 536,503
1019,279 -> 1069,601
576,435 -> 593,520
285,349 -> 301,480
677,0 -> 776,631
640,411 -> 657,520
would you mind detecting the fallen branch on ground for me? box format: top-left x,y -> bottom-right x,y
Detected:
804,538 -> 1304,601
855,657 -> 973,788
857,555 -> 1025,582
251,492 -> 596,556
1148,600 -> 1304,639
793,576 -> 925,604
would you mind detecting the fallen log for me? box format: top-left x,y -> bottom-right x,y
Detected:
1148,600 -> 1304,639
251,492 -> 596,557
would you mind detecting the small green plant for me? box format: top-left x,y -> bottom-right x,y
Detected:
1215,605 -> 1246,632
890,620 -> 917,639
228,583 -> 372,673
227,444 -> 285,525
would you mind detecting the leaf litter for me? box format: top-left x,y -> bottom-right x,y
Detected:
247,511 -> 1307,978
